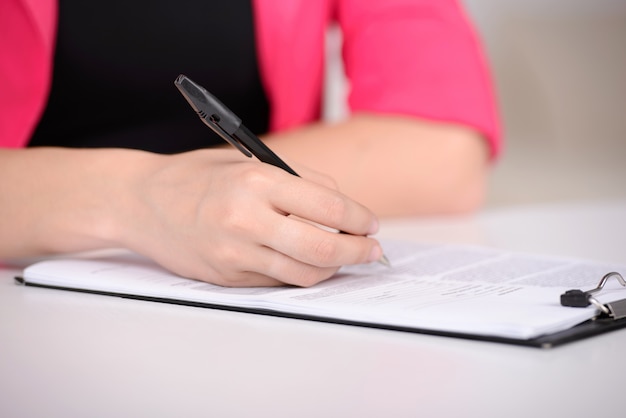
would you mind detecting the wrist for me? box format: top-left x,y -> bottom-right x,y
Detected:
95,149 -> 165,250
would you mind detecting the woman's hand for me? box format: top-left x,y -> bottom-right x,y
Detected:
120,148 -> 383,287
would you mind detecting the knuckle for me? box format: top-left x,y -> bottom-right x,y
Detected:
212,244 -> 240,266
220,209 -> 246,232
217,203 -> 257,236
236,165 -> 273,188
320,194 -> 348,224
311,237 -> 340,265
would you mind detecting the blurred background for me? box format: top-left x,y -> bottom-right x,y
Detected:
324,0 -> 626,209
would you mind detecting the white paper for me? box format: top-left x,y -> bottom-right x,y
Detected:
22,241 -> 626,340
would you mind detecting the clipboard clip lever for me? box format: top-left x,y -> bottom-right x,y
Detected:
560,272 -> 626,319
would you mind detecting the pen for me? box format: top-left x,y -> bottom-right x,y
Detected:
174,74 -> 390,267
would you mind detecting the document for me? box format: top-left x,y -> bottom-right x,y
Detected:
19,241 -> 626,343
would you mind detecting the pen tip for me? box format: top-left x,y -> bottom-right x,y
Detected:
378,253 -> 392,268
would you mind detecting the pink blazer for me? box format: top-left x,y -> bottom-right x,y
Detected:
0,0 -> 501,156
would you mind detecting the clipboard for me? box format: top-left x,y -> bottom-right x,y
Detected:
14,271 -> 626,349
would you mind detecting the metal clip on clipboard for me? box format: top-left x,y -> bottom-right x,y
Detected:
560,272 -> 626,320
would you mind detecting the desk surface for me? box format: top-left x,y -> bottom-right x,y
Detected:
2,199 -> 626,418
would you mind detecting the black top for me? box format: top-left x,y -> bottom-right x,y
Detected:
29,0 -> 269,154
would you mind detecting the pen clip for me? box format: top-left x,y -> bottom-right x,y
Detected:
174,74 -> 252,157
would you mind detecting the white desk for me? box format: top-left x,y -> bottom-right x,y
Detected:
2,200 -> 625,418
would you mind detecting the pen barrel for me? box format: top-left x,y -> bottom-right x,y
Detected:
233,125 -> 299,176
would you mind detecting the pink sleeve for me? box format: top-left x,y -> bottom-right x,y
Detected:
0,0 -> 56,148
253,0 -> 331,133
337,0 -> 501,158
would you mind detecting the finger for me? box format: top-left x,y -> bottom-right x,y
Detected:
289,163 -> 339,191
196,241 -> 338,288
269,178 -> 379,236
250,244 -> 340,287
259,214 -> 382,268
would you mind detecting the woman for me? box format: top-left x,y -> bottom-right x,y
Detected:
0,0 -> 500,286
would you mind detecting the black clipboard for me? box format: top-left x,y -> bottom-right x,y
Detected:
15,271 -> 626,349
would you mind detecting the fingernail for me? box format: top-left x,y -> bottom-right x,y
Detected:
367,218 -> 379,235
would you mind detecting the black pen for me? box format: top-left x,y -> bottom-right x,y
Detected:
175,74 -> 297,175
174,74 -> 390,267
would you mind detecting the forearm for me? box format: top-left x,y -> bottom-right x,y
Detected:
0,147 -> 153,258
264,113 -> 490,217
0,146 -> 382,286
